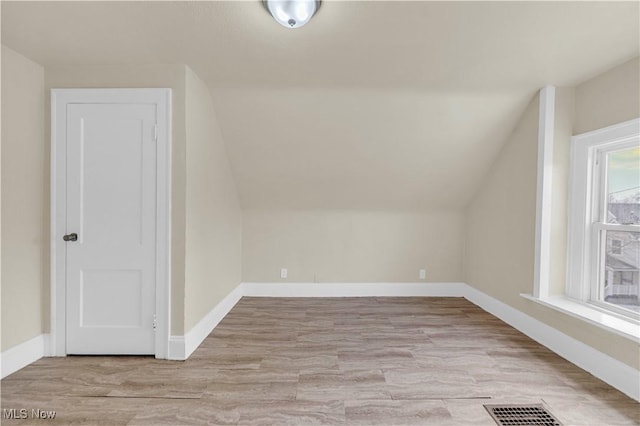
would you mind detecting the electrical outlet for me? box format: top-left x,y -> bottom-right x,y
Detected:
419,269 -> 426,280
280,268 -> 288,279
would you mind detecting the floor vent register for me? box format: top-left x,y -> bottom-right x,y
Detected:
484,404 -> 562,426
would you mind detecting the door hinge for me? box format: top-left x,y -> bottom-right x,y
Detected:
153,314 -> 157,330
153,124 -> 158,142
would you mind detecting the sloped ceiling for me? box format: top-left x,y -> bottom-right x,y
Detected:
2,1 -> 639,209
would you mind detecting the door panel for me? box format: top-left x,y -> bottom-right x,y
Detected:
80,269 -> 143,327
66,103 -> 156,354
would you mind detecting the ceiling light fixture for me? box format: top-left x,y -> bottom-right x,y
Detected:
263,0 -> 321,29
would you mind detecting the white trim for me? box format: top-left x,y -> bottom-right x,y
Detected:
50,89 -> 65,357
184,283 -> 244,359
165,282 -> 466,359
521,294 -> 639,341
168,283 -> 244,360
154,89 -> 172,360
4,282 -> 638,401
566,118 -> 640,304
570,118 -> 640,145
465,287 -> 639,401
50,88 -> 172,359
167,336 -> 186,361
0,335 -> 48,379
533,85 -> 555,298
245,281 -> 639,401
242,282 -> 467,298
42,334 -> 52,357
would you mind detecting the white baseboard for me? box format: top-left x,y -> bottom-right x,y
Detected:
168,283 -> 244,360
1,334 -> 48,379
242,282 -> 467,297
463,286 -> 640,402
242,281 -> 639,402
167,335 -> 186,361
3,281 -> 638,402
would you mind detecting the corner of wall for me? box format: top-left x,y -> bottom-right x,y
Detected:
183,66 -> 243,334
574,57 -> 640,134
1,45 -> 47,353
464,71 -> 640,374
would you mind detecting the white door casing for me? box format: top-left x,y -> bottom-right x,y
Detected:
51,89 -> 171,358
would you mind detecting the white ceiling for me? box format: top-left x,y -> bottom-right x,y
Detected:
3,1 -> 639,210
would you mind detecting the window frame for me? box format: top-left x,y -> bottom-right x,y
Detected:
567,119 -> 640,320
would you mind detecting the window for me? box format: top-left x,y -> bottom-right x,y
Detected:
610,239 -> 622,255
593,147 -> 639,314
567,120 -> 640,319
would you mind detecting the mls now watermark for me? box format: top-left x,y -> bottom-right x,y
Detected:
3,408 -> 57,420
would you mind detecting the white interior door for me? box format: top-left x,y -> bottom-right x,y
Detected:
65,103 -> 157,354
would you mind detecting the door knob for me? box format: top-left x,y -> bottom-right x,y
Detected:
63,233 -> 78,242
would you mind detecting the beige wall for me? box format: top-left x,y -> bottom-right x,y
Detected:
243,209 -> 464,283
465,85 -> 640,369
1,46 -> 46,351
184,67 -> 242,332
45,64 -> 188,335
2,61 -> 244,348
547,58 -> 639,365
465,94 -> 539,303
574,57 -> 640,135
548,59 -> 640,364
1,45 -> 637,373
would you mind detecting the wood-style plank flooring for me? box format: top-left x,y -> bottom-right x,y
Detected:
2,297 -> 639,425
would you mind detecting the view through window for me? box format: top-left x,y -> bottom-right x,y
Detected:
600,147 -> 640,313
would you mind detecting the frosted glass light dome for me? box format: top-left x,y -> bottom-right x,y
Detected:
263,0 -> 321,29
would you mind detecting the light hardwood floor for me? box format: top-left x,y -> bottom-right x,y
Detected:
1,297 -> 639,425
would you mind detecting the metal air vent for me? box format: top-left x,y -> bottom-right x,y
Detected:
484,404 -> 562,426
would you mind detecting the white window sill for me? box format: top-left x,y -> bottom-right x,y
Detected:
521,294 -> 640,342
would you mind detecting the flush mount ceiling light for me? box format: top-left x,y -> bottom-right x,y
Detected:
263,0 -> 321,29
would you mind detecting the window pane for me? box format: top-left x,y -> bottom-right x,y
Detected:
607,147 -> 640,225
603,230 -> 640,312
